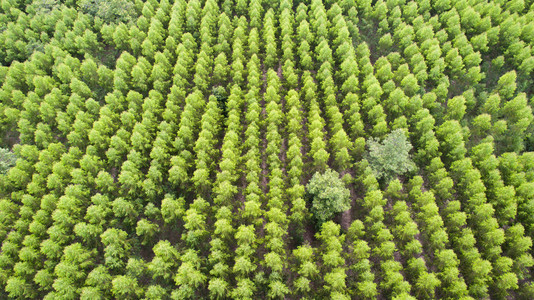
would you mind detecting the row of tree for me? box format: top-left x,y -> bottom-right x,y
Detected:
1,0 -> 534,298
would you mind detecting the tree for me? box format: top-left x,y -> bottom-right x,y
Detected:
232,278 -> 256,299
80,0 -> 137,24
174,253 -> 206,297
268,280 -> 289,299
136,219 -> 159,245
0,148 -> 17,175
497,71 -> 517,100
307,169 -> 350,224
415,272 -> 440,299
209,277 -> 228,299
367,129 -> 415,182
148,240 -> 179,282
6,277 -> 35,299
144,285 -> 167,299
500,93 -> 533,152
161,194 -> 185,225
111,275 -> 140,299
100,228 -> 131,270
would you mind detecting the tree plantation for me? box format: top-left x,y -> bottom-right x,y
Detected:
1,0 -> 534,298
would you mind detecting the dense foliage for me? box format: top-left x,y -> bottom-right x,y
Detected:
1,0 -> 534,299
367,129 -> 416,182
307,169 -> 350,224
79,0 -> 138,24
0,148 -> 16,175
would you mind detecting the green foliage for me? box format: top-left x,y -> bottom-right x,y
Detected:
212,86 -> 228,118
307,169 -> 351,224
367,129 -> 416,182
0,148 -> 17,175
1,1 -> 534,299
79,0 -> 138,24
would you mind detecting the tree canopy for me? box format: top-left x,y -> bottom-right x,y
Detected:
367,129 -> 416,183
0,148 -> 16,175
80,0 -> 138,24
1,0 -> 534,299
306,169 -> 351,224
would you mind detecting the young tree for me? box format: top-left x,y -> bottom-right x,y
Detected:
100,228 -> 131,271
111,275 -> 140,299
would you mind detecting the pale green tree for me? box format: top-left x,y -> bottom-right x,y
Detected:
307,169 -> 350,224
367,129 -> 416,182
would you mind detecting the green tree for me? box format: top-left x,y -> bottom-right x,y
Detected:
111,275 -> 140,299
307,169 -> 350,224
367,129 -> 416,182
232,278 -> 256,299
148,240 -> 179,281
209,277 -> 228,299
100,228 -> 131,270
0,148 -> 17,175
80,0 -> 137,24
497,71 -> 517,100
